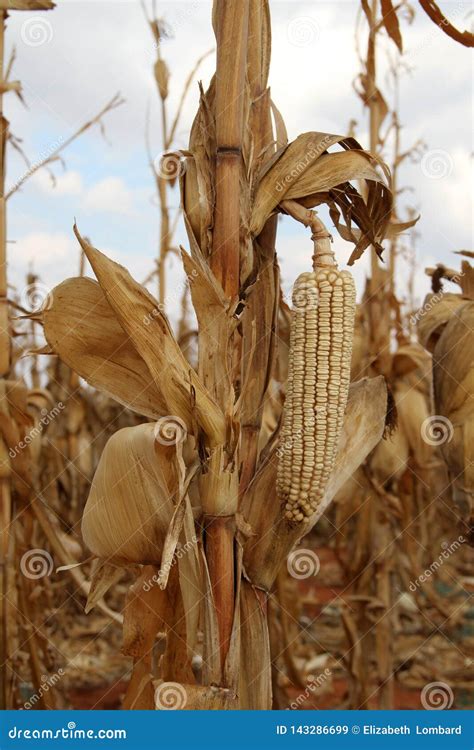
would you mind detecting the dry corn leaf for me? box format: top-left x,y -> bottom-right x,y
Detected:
85,560 -> 127,614
251,133 -> 392,262
380,0 -> 403,52
74,227 -> 226,446
239,581 -> 272,709
41,277 -> 167,419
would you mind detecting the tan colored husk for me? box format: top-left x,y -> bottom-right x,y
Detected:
432,302 -> 474,525
370,425 -> 409,484
41,277 -> 167,420
81,424 -> 178,564
417,292 -> 466,353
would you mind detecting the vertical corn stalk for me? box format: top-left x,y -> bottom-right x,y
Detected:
0,0 -> 55,710
352,0 -> 396,709
202,0 -> 249,671
0,6 -> 10,710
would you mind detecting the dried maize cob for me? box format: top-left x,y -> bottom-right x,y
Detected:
277,229 -> 356,523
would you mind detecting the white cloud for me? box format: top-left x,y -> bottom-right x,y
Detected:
32,169 -> 83,196
82,176 -> 134,215
9,231 -> 79,293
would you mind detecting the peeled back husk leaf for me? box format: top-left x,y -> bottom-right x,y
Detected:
41,277 -> 168,420
74,228 -> 226,447
82,424 -> 178,564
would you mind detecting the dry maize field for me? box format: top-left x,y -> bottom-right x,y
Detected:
0,0 -> 472,715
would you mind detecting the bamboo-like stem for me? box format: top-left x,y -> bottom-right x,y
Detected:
0,10 -> 9,377
204,0 -> 249,674
0,9 -> 10,710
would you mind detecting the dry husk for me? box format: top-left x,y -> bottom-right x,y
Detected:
370,425 -> 409,485
417,292 -> 466,353
41,277 -> 167,420
81,424 -> 178,564
432,302 -> 474,525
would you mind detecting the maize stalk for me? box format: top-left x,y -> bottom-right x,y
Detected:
277,211 -> 356,523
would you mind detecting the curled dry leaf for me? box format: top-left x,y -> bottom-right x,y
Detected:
250,132 -> 393,262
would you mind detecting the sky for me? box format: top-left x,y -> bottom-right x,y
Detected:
4,0 -> 473,328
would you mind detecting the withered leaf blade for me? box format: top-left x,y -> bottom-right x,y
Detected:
42,277 -> 167,419
380,0 -> 403,52
74,226 -> 226,446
